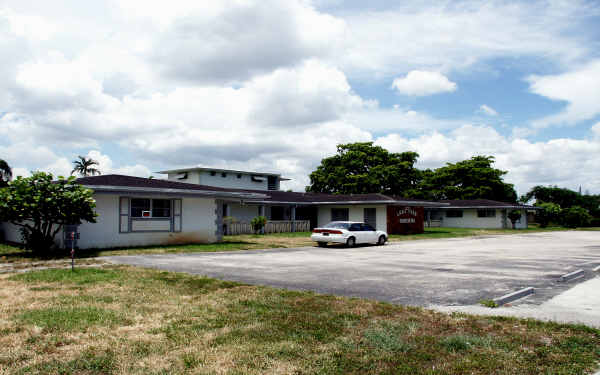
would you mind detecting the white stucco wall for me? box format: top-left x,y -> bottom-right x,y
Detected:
227,203 -> 261,223
2,193 -> 219,249
317,205 -> 387,231
435,209 -> 527,229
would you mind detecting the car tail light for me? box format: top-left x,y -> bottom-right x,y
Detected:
313,229 -> 343,234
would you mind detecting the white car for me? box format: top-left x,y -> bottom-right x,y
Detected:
311,221 -> 388,247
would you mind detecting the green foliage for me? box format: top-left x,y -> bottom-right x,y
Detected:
507,209 -> 522,229
71,155 -> 100,177
522,185 -> 600,218
0,159 -> 11,187
561,206 -> 592,228
0,172 -> 97,253
250,216 -> 267,234
535,202 -> 562,228
306,142 -> 421,195
417,156 -> 517,202
479,299 -> 498,308
306,145 -> 516,203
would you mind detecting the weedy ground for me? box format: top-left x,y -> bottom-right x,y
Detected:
0,266 -> 599,374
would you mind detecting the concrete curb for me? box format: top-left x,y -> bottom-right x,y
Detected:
493,287 -> 535,306
592,265 -> 600,273
559,269 -> 585,282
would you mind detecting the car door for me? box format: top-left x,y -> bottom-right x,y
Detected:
361,223 -> 378,243
348,223 -> 364,243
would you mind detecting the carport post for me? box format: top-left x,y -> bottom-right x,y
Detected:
259,205 -> 265,234
291,205 -> 296,232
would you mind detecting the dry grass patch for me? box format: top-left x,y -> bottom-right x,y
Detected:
0,266 -> 599,374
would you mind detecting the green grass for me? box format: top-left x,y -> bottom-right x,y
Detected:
9,268 -> 120,285
2,266 -> 600,374
16,306 -> 127,332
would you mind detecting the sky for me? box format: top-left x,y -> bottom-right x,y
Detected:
1,0 -> 600,195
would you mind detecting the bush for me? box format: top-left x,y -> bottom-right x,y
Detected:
561,206 -> 592,228
507,210 -> 522,229
250,216 -> 267,234
535,202 -> 561,228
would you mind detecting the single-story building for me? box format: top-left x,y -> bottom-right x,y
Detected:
0,174 -> 443,249
425,199 -> 537,229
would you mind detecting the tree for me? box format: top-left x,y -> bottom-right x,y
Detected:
0,172 -> 97,253
417,156 -> 517,202
535,202 -> 561,228
71,155 -> 101,177
522,185 -> 600,219
306,142 -> 421,196
0,159 -> 12,187
507,210 -> 522,229
560,206 -> 592,228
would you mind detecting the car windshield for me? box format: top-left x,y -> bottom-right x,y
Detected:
324,222 -> 350,229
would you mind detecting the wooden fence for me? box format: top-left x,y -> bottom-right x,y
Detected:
226,220 -> 310,235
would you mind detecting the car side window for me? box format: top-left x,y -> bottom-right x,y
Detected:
349,223 -> 361,231
362,224 -> 375,231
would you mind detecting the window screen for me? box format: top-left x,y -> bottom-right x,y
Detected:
446,210 -> 463,218
477,209 -> 496,218
364,208 -> 377,228
152,199 -> 171,218
331,208 -> 349,221
131,198 -> 151,217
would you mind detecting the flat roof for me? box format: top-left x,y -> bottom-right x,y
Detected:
156,166 -> 290,180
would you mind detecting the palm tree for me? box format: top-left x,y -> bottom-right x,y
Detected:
0,159 -> 12,187
71,156 -> 101,177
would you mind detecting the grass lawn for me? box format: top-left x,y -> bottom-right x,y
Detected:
2,226 -> 598,263
1,266 -> 599,374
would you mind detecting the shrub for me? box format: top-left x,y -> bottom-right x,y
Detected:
561,206 -> 592,228
507,210 -> 522,229
535,202 -> 561,228
250,216 -> 267,234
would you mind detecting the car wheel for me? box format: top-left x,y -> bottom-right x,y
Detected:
346,237 -> 356,248
377,235 -> 386,246
317,242 -> 327,247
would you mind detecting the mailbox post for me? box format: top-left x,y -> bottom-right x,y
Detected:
63,225 -> 79,271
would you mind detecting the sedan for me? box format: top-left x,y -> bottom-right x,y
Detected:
310,221 -> 388,247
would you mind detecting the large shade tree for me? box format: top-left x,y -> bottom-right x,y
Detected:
416,156 -> 517,202
71,155 -> 101,177
306,142 -> 421,196
0,172 -> 97,253
0,159 -> 12,187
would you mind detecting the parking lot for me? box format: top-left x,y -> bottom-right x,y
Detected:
104,231 -> 600,308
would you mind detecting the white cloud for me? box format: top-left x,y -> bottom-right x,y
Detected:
339,1 -> 594,79
528,60 -> 600,128
478,104 -> 498,116
391,71 -> 457,96
376,125 -> 600,195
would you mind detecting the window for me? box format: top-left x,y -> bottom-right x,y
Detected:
446,210 -> 463,218
331,208 -> 349,221
271,206 -> 285,220
477,209 -> 496,218
131,198 -> 151,217
349,223 -> 362,231
152,199 -> 171,218
325,222 -> 350,230
267,176 -> 277,190
364,208 -> 377,228
221,172 -> 227,178
362,223 -> 376,231
237,173 -> 242,179
210,171 -> 216,176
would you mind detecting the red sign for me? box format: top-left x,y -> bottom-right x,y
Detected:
387,205 -> 424,234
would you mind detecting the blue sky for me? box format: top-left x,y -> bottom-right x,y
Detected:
1,0 -> 600,195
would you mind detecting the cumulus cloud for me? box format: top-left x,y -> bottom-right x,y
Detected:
339,0 -> 595,79
528,60 -> 600,128
376,125 -> 600,195
391,71 -> 457,96
148,0 -> 345,84
478,104 -> 498,116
